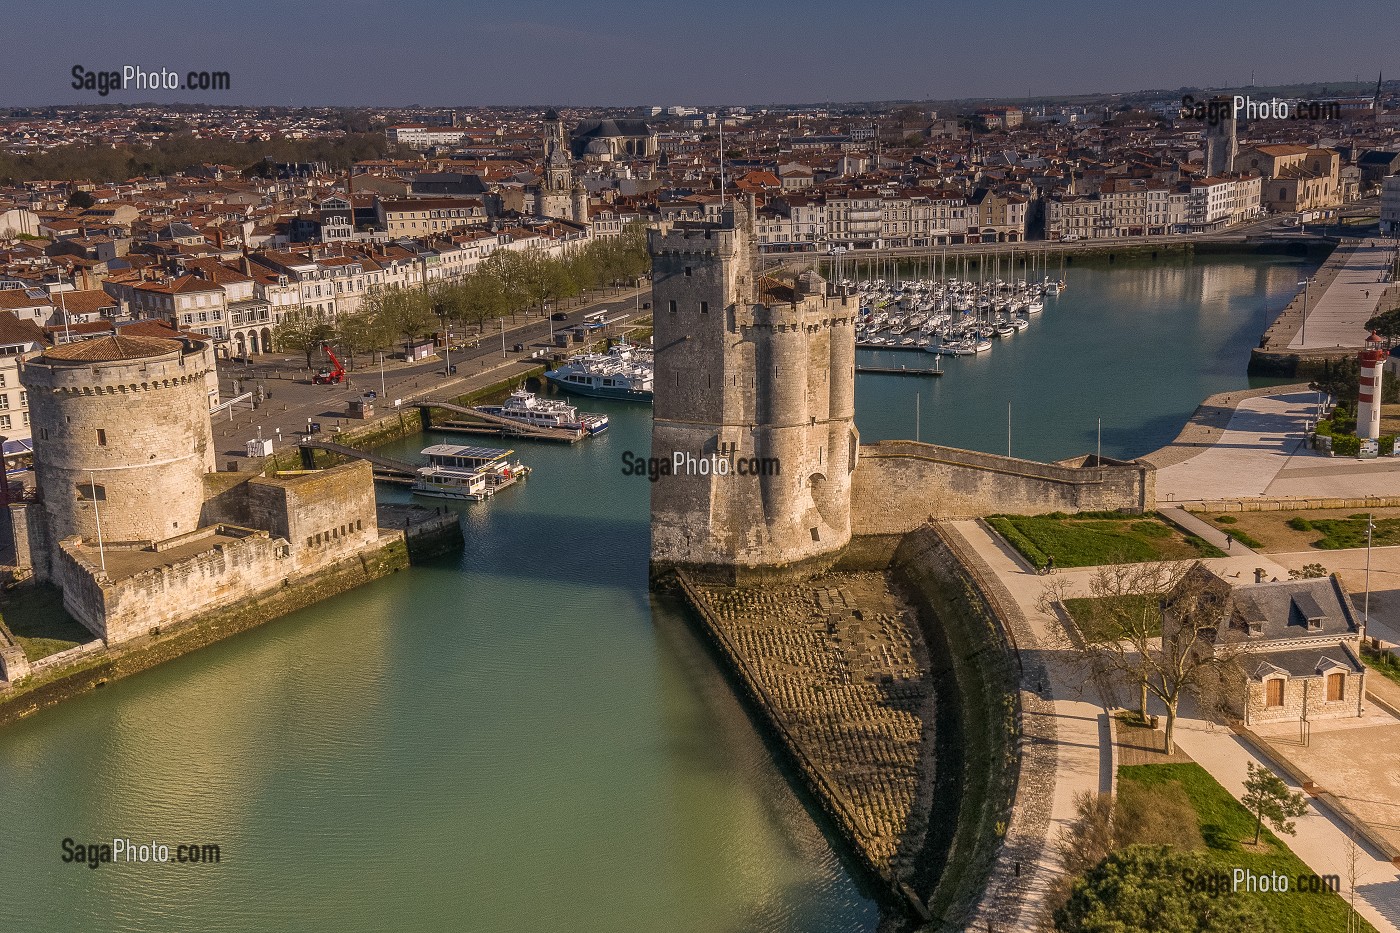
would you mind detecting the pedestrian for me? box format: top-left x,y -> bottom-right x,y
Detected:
1226,534 -> 1233,550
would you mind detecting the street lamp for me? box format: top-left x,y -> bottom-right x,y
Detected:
1364,500 -> 1375,637
378,351 -> 386,399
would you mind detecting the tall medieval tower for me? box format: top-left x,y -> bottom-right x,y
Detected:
648,201 -> 859,583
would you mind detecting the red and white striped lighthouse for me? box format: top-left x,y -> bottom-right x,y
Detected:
1357,331 -> 1386,440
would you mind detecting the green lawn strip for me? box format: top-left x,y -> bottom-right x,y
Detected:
1361,647 -> 1400,688
1303,515 -> 1400,550
0,585 -> 93,661
1062,594 -> 1162,640
987,512 -> 1222,568
1118,763 -> 1374,933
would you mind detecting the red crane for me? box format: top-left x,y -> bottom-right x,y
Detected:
313,343 -> 345,385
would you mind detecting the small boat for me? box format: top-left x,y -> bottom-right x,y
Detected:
412,445 -> 531,501
1009,317 -> 1030,331
994,322 -> 1016,337
1026,299 -> 1044,314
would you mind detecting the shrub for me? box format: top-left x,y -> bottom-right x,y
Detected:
1286,517 -> 1312,531
1331,434 -> 1361,457
1213,515 -> 1237,524
1114,781 -> 1204,852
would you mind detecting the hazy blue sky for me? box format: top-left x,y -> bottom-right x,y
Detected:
4,0 -> 1395,107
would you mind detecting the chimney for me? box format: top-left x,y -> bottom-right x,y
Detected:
1254,568 -> 1266,584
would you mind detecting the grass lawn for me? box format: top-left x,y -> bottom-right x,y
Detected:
986,511 -> 1224,569
1191,506 -> 1400,553
1062,594 -> 1162,641
0,584 -> 93,661
1118,763 -> 1375,933
1362,646 -> 1400,688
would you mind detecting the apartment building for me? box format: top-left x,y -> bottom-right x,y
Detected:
0,311 -> 45,450
387,125 -> 468,149
1382,175 -> 1400,235
377,198 -> 489,237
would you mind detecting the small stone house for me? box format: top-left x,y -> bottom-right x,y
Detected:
1165,566 -> 1366,726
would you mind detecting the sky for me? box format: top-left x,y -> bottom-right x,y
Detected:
3,0 -> 1396,108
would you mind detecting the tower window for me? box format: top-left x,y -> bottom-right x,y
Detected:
701,301 -> 709,314
96,429 -> 107,446
684,266 -> 693,276
77,481 -> 106,501
668,300 -> 677,313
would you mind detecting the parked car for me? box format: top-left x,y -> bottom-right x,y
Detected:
551,312 -> 569,320
512,343 -> 526,352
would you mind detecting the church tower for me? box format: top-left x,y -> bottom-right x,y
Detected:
537,108 -> 576,220
648,200 -> 859,583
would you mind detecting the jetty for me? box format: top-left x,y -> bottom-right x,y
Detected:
1250,237 -> 1400,375
298,441 -> 418,483
857,364 -> 943,377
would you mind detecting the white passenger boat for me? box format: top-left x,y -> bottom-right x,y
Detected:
412,445 -> 531,501
474,389 -> 608,435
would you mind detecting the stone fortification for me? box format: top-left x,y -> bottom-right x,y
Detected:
649,201 -> 860,582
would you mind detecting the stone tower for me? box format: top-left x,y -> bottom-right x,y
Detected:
538,108 -> 582,222
648,201 -> 859,583
1204,95 -> 1237,176
22,333 -> 217,544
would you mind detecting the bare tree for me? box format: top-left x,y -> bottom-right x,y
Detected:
1041,560 -> 1247,754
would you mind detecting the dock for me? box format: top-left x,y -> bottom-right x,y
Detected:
419,400 -> 583,443
857,341 -> 937,353
857,364 -> 943,377
298,441 -> 418,482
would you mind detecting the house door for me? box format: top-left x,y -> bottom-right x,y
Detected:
1266,678 -> 1284,707
1326,672 -> 1345,702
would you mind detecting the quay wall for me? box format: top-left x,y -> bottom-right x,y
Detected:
0,533 -> 411,728
851,441 -> 1154,535
282,366 -> 547,473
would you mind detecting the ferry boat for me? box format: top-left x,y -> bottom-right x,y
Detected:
544,344 -> 654,401
411,445 -> 531,501
473,389 -> 608,435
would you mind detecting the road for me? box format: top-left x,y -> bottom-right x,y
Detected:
209,284 -> 650,465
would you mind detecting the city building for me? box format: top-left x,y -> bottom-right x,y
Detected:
1381,174 -> 1400,234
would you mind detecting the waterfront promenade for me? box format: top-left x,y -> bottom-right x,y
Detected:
948,519 -> 1400,933
1150,388 -> 1400,503
1288,239 -> 1400,351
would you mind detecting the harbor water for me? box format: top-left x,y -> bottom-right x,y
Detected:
0,251 -> 1317,932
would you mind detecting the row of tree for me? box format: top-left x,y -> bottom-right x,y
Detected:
0,131 -> 399,184
272,224 -> 649,369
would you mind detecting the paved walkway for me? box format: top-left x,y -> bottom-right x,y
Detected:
947,520 -> 1400,931
1159,505 -> 1261,556
1154,390 -> 1400,503
1290,239 -> 1399,351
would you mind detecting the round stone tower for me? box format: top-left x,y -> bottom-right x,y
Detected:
22,334 -> 217,544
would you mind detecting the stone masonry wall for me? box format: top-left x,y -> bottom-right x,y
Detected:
851,441 -> 1154,535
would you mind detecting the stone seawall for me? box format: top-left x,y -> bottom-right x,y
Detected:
672,569 -> 935,923
668,523 -> 1038,929
0,534 -> 411,728
852,441 -> 1153,535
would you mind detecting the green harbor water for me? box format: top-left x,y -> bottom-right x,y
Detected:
0,251 -> 1317,932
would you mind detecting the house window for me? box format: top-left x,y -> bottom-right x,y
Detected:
0,415 -> 8,430
1266,678 -> 1284,707
1326,672 -> 1345,702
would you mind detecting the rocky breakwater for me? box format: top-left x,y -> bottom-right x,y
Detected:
676,570 -> 937,919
